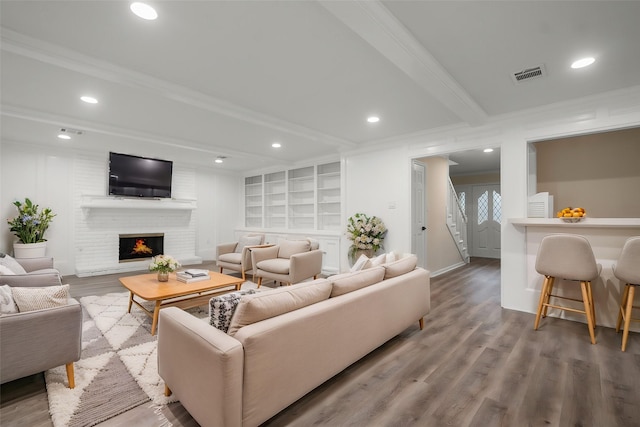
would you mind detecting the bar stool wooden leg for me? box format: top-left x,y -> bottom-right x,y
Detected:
616,284 -> 630,332
534,276 -> 551,330
621,285 -> 635,352
587,281 -> 596,328
581,281 -> 596,344
542,277 -> 555,318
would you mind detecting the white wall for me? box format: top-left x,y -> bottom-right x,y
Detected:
0,141 -> 242,275
343,146 -> 412,269
355,86 -> 640,316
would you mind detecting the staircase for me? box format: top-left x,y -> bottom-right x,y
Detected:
446,179 -> 470,263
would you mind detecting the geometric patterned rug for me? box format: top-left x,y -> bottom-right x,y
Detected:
44,292 -> 209,427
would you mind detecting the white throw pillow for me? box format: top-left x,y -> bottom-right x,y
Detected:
0,285 -> 19,314
234,235 -> 263,253
11,284 -> 70,312
350,254 -> 369,272
0,265 -> 16,275
385,251 -> 397,263
369,253 -> 387,268
0,254 -> 27,275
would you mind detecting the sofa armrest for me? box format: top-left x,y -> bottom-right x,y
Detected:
0,298 -> 82,384
158,307 -> 244,427
15,257 -> 54,272
216,242 -> 238,259
250,245 -> 280,267
289,249 -> 323,284
0,271 -> 63,287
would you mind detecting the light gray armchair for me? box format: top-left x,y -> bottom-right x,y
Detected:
0,256 -> 62,287
0,257 -> 81,389
216,234 -> 267,281
252,238 -> 323,287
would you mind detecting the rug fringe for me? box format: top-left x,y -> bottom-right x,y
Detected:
151,403 -> 173,427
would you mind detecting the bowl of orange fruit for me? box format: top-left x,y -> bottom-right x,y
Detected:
557,207 -> 586,222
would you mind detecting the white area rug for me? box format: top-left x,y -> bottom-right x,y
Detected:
45,291 -> 209,427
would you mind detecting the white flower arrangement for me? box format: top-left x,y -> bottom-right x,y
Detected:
346,213 -> 387,258
149,254 -> 181,273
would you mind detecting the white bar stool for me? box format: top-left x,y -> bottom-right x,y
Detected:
614,236 -> 640,352
534,233 -> 602,344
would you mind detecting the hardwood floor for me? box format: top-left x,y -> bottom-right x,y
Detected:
1,258 -> 639,426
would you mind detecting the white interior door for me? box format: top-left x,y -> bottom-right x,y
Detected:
411,161 -> 427,268
471,184 -> 501,258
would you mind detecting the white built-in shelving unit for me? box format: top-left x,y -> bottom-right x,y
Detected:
316,162 -> 341,231
288,166 -> 315,230
243,161 -> 341,232
264,171 -> 286,229
244,175 -> 263,228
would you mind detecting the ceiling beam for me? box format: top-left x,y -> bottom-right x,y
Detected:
1,28 -> 357,150
319,0 -> 488,127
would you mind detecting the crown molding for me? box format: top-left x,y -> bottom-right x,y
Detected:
1,28 -> 357,150
319,0 -> 487,126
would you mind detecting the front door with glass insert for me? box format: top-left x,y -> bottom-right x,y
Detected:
471,184 -> 501,259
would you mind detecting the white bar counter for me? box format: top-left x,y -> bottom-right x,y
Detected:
509,217 -> 640,331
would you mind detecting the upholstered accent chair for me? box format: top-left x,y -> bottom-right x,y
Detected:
0,256 -> 62,287
0,257 -> 82,388
216,234 -> 266,281
251,238 -> 323,287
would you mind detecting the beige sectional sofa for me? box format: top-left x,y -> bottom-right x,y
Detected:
158,255 -> 430,427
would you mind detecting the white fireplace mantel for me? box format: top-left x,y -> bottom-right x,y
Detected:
80,195 -> 197,210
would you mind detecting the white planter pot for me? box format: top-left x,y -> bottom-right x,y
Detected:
13,242 -> 47,259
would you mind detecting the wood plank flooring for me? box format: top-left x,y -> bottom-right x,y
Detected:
1,258 -> 639,427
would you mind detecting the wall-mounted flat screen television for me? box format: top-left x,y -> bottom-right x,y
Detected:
108,152 -> 173,198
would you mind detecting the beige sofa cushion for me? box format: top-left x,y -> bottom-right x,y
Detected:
329,267 -> 385,297
227,280 -> 331,336
383,254 -> 417,279
278,240 -> 310,259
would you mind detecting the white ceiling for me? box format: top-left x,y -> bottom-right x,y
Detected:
2,1 -> 639,174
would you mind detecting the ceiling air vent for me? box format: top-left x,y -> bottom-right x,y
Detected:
511,64 -> 546,84
60,127 -> 84,135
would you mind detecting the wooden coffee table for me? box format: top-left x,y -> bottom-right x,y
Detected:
119,271 -> 243,335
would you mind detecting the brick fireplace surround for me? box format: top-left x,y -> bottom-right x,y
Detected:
75,197 -> 201,277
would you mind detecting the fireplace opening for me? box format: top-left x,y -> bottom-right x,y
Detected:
119,233 -> 164,262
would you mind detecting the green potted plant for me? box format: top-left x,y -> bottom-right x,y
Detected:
7,198 -> 56,258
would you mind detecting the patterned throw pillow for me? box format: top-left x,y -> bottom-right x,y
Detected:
209,289 -> 256,333
11,284 -> 70,312
0,285 -> 19,314
0,254 -> 27,275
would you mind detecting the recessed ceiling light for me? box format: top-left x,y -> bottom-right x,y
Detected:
130,2 -> 157,20
80,96 -> 98,104
215,159 -> 223,164
483,148 -> 494,153
571,57 -> 595,69
272,142 -> 282,148
58,134 -> 71,140
367,116 -> 380,123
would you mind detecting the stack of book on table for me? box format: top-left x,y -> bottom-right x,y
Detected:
176,269 -> 210,283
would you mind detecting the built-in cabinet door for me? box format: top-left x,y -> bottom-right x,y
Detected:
471,184 -> 501,258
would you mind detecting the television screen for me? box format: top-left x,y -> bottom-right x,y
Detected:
108,152 -> 173,198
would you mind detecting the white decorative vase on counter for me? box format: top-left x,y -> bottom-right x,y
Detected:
13,242 -> 47,259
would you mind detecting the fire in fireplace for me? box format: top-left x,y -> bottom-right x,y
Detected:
119,233 -> 164,262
